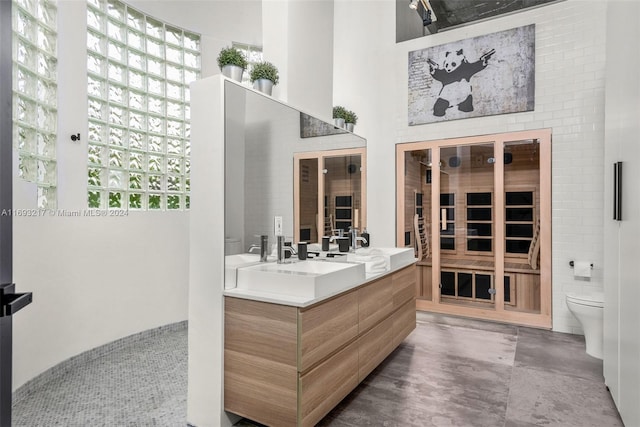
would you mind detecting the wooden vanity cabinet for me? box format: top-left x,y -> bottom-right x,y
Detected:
224,264 -> 417,427
299,291 -> 358,372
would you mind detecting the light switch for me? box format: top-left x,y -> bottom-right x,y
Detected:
274,216 -> 283,236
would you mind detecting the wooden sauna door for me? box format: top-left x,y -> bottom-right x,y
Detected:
396,130 -> 552,329
437,142 -> 497,310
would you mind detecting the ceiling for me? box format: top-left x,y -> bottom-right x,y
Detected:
426,0 -> 561,33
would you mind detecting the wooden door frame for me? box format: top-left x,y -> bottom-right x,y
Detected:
294,148 -> 367,244
396,129 -> 552,329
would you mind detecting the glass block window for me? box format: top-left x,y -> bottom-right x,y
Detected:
86,0 -> 200,210
232,42 -> 262,86
12,0 -> 58,209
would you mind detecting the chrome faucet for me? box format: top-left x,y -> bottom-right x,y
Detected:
259,235 -> 269,262
248,235 -> 270,262
329,229 -> 344,243
277,235 -> 285,264
277,237 -> 297,263
285,241 -> 297,256
349,227 -> 368,252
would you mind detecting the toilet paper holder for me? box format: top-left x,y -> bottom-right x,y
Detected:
569,261 -> 593,269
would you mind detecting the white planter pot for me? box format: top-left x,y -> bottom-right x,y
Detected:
345,123 -> 355,132
253,79 -> 274,95
334,118 -> 345,128
221,64 -> 244,82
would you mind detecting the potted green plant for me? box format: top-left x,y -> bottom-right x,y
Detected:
250,61 -> 279,95
332,106 -> 347,128
344,109 -> 358,132
217,46 -> 248,82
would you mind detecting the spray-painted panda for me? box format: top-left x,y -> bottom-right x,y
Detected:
428,48 -> 495,117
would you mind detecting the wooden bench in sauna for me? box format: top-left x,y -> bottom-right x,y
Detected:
415,257 -> 541,312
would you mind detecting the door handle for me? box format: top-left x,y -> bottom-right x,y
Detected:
0,283 -> 33,317
613,161 -> 622,221
4,293 -> 33,316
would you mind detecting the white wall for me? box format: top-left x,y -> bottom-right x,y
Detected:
12,0 -> 261,391
263,0 -> 334,120
286,0 -> 334,119
333,0 -> 607,333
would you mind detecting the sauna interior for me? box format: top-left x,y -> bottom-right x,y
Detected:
397,131 -> 551,327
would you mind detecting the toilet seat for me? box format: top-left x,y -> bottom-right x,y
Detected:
566,292 -> 604,308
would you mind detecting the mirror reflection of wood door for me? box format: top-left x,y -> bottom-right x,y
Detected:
297,158 -> 319,242
396,130 -> 551,329
294,148 -> 366,244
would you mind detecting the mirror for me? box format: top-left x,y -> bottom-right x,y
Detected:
224,80 -> 366,254
294,148 -> 366,244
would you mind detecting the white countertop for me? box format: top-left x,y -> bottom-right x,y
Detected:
223,257 -> 417,308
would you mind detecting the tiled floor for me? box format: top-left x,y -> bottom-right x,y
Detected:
12,312 -> 623,427
12,323 -> 188,426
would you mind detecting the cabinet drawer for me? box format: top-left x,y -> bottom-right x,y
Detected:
392,265 -> 417,309
299,291 -> 358,372
358,275 -> 393,334
393,298 -> 416,348
224,297 -> 298,427
299,340 -> 359,427
225,350 -> 298,427
358,315 -> 394,382
225,298 -> 298,365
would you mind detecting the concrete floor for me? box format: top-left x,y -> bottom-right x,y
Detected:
316,312 -> 623,427
12,312 -> 622,426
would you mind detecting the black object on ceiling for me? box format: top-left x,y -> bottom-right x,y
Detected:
420,0 -> 562,33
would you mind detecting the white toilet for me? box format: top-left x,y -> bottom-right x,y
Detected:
566,291 -> 604,359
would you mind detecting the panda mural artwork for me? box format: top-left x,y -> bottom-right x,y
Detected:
408,25 -> 535,126
428,48 -> 495,117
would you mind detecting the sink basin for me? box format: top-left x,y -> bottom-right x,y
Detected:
225,253 -> 262,289
374,247 -> 416,270
345,247 -> 416,273
236,260 -> 365,298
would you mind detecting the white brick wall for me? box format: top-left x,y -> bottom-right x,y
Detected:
334,0 -> 607,333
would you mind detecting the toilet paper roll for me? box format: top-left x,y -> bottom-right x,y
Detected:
573,261 -> 591,278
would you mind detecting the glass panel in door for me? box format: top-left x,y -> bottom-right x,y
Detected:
503,139 -> 541,314
403,149 -> 434,301
439,143 -> 496,309
297,158 -> 319,243
323,154 -> 362,235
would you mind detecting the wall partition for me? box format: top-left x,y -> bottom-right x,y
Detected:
396,129 -> 551,328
